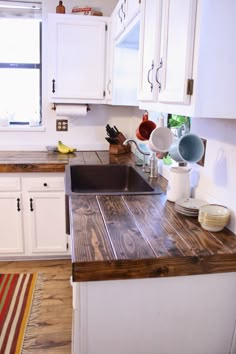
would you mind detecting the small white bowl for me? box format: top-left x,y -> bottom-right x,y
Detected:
200,223 -> 225,232
199,204 -> 230,217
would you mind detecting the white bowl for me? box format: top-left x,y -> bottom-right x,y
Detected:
199,204 -> 230,217
200,223 -> 225,232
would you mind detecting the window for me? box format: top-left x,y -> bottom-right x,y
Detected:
0,3 -> 42,127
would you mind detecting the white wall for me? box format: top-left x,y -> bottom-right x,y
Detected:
190,118 -> 236,234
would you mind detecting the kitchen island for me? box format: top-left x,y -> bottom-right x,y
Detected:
67,152 -> 236,354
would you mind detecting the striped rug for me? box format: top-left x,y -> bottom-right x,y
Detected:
0,273 -> 40,354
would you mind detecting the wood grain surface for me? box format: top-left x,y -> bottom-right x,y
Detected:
69,152 -> 236,282
1,150 -> 236,283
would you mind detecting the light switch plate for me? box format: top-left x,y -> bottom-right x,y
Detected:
56,119 -> 68,131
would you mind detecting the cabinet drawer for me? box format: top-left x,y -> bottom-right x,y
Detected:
0,177 -> 21,191
22,177 -> 65,191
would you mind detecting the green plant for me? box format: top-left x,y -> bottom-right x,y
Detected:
168,115 -> 188,128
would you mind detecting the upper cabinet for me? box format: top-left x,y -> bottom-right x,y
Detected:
113,0 -> 141,40
139,0 -> 196,107
158,0 -> 197,105
108,0 -> 141,106
138,0 -> 162,102
48,14 -> 108,104
139,0 -> 236,118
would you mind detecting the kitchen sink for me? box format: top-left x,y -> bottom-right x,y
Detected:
65,164 -> 163,195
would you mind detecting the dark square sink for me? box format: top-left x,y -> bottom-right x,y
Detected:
65,164 -> 163,195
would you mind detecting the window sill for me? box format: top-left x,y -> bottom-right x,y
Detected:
0,125 -> 46,132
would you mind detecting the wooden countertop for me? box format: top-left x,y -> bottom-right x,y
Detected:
69,152 -> 236,282
0,150 -> 106,172
1,150 -> 236,282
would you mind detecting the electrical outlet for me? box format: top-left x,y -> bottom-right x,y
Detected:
56,119 -> 68,131
197,138 -> 207,167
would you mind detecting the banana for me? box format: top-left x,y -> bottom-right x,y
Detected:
57,141 -> 76,154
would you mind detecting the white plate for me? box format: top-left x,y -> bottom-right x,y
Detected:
175,198 -> 206,211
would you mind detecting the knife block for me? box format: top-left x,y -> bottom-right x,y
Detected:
109,132 -> 131,155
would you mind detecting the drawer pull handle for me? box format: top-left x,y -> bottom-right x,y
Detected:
17,198 -> 21,212
52,79 -> 55,93
30,198 -> 34,212
43,183 -> 48,187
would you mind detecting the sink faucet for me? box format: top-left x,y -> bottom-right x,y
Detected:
123,139 -> 150,172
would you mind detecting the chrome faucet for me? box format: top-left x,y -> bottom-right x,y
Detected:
123,139 -> 150,172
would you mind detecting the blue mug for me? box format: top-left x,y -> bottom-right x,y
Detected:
169,133 -> 204,163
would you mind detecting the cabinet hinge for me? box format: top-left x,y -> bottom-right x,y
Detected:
187,79 -> 194,96
105,24 -> 108,31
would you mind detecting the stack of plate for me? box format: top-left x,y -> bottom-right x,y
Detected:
175,198 -> 206,217
198,204 -> 230,232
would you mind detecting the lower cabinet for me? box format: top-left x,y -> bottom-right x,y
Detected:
71,272 -> 236,354
0,191 -> 24,254
0,173 -> 70,259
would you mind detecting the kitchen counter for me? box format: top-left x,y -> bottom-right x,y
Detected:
1,150 -> 236,283
68,152 -> 236,282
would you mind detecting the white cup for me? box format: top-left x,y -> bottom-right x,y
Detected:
149,127 -> 174,153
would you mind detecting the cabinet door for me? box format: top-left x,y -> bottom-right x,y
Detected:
48,14 -> 107,102
138,0 -> 162,101
113,0 -> 126,39
25,192 -> 68,254
0,193 -> 24,255
126,0 -> 141,25
158,0 -> 197,104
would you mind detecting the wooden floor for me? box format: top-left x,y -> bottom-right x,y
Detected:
0,259 -> 72,354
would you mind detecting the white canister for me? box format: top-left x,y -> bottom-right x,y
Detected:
166,166 -> 191,202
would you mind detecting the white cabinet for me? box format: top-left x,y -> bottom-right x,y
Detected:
0,177 -> 24,254
0,173 -> 69,259
139,0 -> 236,118
138,0 -> 162,101
105,18 -> 114,102
22,176 -> 68,255
113,0 -> 141,40
139,0 -> 196,105
108,0 -> 141,106
158,0 -> 197,105
48,14 -> 108,104
72,272 -> 236,354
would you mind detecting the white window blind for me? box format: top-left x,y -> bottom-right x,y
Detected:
0,0 -> 42,127
0,1 -> 42,19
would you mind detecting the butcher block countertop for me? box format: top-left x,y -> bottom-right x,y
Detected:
68,152 -> 236,282
1,150 -> 236,282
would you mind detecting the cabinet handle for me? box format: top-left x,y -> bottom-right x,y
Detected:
121,2 -> 126,20
43,183 -> 48,187
17,198 -> 21,212
155,58 -> 163,91
118,7 -> 123,22
30,198 -> 34,212
52,79 -> 55,93
147,61 -> 154,92
107,79 -> 111,95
